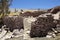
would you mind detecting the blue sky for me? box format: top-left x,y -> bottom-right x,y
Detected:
10,0 -> 60,9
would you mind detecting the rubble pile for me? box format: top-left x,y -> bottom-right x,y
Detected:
3,16 -> 24,32
0,6 -> 60,39
30,15 -> 57,38
32,11 -> 46,17
0,25 -> 23,40
20,11 -> 46,17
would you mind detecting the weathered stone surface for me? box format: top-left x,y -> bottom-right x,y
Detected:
3,16 -> 24,32
23,17 -> 36,39
30,15 -> 56,38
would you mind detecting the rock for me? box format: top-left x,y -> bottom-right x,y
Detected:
30,15 -> 56,38
46,35 -> 52,38
0,29 -> 7,38
3,16 -> 24,32
48,6 -> 60,14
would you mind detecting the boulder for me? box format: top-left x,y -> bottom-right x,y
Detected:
30,15 -> 56,38
3,16 -> 24,32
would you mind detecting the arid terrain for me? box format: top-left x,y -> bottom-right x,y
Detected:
0,6 -> 60,40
